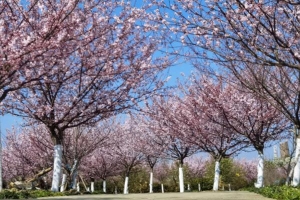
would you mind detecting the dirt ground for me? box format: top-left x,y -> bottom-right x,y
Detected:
38,191 -> 275,200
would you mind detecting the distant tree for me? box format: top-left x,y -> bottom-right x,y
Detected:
142,96 -> 200,193
183,75 -> 288,188
112,120 -> 144,194
3,120 -> 113,190
130,114 -> 164,193
81,149 -> 122,193
177,76 -> 247,190
3,125 -> 52,184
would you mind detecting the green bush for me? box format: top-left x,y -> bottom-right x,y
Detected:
30,190 -> 64,198
0,190 -> 21,199
0,189 -> 66,199
245,186 -> 300,200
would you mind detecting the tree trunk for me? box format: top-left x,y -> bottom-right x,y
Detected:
76,183 -> 80,192
179,165 -> 184,193
70,170 -> 78,189
103,179 -> 106,193
161,183 -> 164,193
70,160 -> 78,189
213,161 -> 220,191
26,167 -> 52,183
123,176 -> 129,194
198,183 -> 201,192
286,165 -> 293,186
254,150 -> 264,188
91,182 -> 94,193
51,144 -> 63,192
293,135 -> 300,186
60,174 -> 67,192
149,169 -> 153,193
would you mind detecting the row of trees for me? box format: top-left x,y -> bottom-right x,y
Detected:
1,0 -> 300,192
152,0 -> 300,186
2,72 -> 292,192
3,119 -> 260,193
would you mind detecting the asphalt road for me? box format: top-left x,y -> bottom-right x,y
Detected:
38,191 -> 275,200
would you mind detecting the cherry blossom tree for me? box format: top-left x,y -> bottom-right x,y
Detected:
235,159 -> 257,185
129,114 -> 165,193
225,66 -> 300,186
60,120 -> 114,191
112,120 -> 144,194
3,125 -> 53,185
142,96 -> 200,193
173,79 -> 247,190
153,0 -> 300,70
3,1 -> 170,191
0,0 -> 96,190
180,108 -> 245,190
79,118 -> 122,193
0,0 -> 78,104
183,75 -> 289,188
81,148 -> 122,193
140,91 -> 244,191
185,156 -> 208,191
3,119 -> 114,190
185,156 -> 208,181
155,161 -> 172,193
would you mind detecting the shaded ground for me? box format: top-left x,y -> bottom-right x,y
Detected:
39,191 -> 274,200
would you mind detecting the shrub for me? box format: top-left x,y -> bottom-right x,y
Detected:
0,189 -> 66,199
0,190 -> 20,199
245,185 -> 300,200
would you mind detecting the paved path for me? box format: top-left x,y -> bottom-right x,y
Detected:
39,191 -> 275,200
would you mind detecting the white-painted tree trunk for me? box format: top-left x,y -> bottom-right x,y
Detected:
254,151 -> 264,188
70,160 -> 78,189
91,182 -> 94,193
198,183 -> 201,192
76,183 -> 80,192
124,176 -> 129,194
51,144 -> 63,192
293,137 -> 300,186
149,171 -> 153,193
213,161 -> 220,191
103,179 -> 106,193
187,183 -> 190,191
60,174 -> 67,192
161,184 -> 164,193
179,166 -> 184,193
